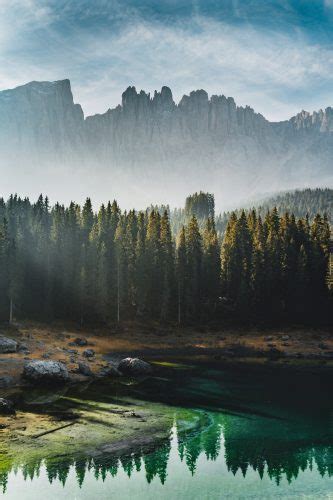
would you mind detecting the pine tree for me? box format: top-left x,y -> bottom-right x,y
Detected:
202,217 -> 220,316
0,219 -> 10,320
176,226 -> 187,325
160,210 -> 175,321
145,210 -> 162,318
186,216 -> 202,321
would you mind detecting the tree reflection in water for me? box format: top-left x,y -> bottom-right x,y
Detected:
1,407 -> 332,493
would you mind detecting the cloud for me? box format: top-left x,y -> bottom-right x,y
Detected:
0,2 -> 333,120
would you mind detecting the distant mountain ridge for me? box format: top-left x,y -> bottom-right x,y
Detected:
0,79 -> 332,207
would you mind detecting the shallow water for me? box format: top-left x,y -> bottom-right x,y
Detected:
1,361 -> 333,499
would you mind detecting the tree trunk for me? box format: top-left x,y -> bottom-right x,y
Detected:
9,298 -> 13,324
178,281 -> 181,325
117,257 -> 120,323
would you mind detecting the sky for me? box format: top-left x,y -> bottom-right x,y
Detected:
1,0 -> 333,121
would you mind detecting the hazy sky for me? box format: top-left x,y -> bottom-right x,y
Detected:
1,0 -> 333,121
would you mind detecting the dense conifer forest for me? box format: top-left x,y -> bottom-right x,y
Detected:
213,188 -> 333,237
0,192 -> 331,325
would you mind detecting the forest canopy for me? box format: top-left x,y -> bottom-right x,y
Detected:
0,192 -> 331,326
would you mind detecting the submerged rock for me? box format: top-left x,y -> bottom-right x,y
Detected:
118,358 -> 153,376
23,360 -> 69,384
0,336 -> 17,353
0,398 -> 15,415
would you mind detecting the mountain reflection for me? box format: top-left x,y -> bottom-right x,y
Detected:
1,409 -> 332,493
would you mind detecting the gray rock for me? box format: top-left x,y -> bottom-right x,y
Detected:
0,336 -> 17,353
118,358 -> 153,376
83,349 -> 95,358
267,347 -> 284,360
23,360 -> 69,384
264,336 -> 273,341
78,362 -> 93,377
281,335 -> 290,341
96,362 -> 122,378
0,376 -> 14,388
17,342 -> 29,352
42,353 -> 51,359
0,398 -> 15,415
74,338 -> 88,347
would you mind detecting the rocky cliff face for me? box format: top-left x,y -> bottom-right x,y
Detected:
0,80 -> 84,162
0,79 -> 332,206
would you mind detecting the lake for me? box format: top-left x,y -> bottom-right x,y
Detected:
1,359 -> 332,499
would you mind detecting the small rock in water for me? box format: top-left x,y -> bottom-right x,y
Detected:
118,357 -> 153,376
0,336 -> 17,353
281,335 -> 290,341
264,336 -> 273,342
42,352 -> 51,359
83,349 -> 95,358
0,398 -> 15,415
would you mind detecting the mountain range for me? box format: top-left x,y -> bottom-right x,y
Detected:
0,79 -> 332,208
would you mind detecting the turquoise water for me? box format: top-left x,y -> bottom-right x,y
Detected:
1,362 -> 333,499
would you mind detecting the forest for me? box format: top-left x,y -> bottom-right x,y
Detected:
0,192 -> 331,326
212,187 -> 333,237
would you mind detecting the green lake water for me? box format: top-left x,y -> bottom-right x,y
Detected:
1,360 -> 333,499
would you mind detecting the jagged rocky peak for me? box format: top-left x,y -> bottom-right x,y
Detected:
290,107 -> 333,132
121,86 -> 151,108
179,89 -> 209,110
1,78 -> 333,197
153,86 -> 175,110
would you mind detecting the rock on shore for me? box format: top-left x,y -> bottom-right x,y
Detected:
118,358 -> 152,376
0,398 -> 15,415
0,336 -> 17,353
23,360 -> 69,384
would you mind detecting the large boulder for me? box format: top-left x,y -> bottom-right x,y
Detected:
23,360 -> 69,384
0,336 -> 17,353
0,398 -> 15,415
118,358 -> 152,376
